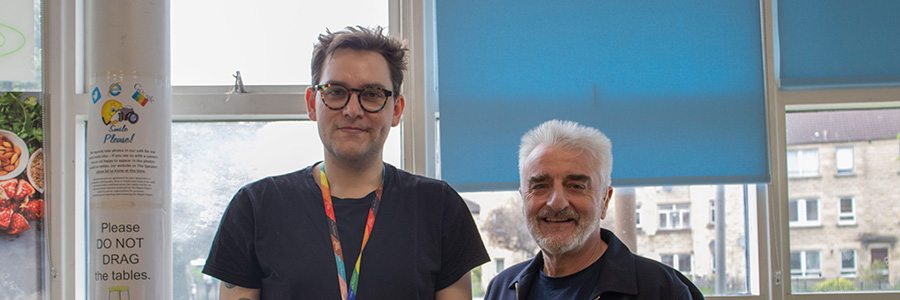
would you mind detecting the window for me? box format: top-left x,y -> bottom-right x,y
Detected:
790,250 -> 822,278
661,254 -> 692,274
495,257 -> 505,274
841,249 -> 857,277
835,147 -> 854,175
658,203 -> 690,230
786,108 -> 900,294
171,0 -> 389,86
788,198 -> 820,227
635,204 -> 642,228
170,121 -> 402,299
787,149 -> 819,178
709,200 -> 715,224
838,197 -> 855,225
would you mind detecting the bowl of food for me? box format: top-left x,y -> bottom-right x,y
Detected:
0,130 -> 28,180
27,148 -> 44,193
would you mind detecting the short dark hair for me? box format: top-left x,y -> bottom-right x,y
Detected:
311,25 -> 408,94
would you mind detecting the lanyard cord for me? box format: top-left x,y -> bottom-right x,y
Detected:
319,164 -> 384,300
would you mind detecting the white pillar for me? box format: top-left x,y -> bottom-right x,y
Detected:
86,0 -> 172,299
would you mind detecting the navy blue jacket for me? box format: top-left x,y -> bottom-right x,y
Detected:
485,229 -> 704,300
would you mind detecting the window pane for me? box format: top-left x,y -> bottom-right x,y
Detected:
805,199 -> 818,221
171,0 -> 389,86
662,254 -> 674,267
836,147 -> 853,172
171,121 -> 401,299
841,250 -> 855,269
789,200 -> 798,222
840,198 -> 853,213
787,108 -> 900,293
679,255 -> 692,273
464,184 -> 759,296
791,252 -> 802,270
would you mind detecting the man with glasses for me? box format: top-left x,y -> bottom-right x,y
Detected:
203,26 -> 489,300
485,120 -> 704,300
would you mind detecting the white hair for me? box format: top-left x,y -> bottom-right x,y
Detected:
518,120 -> 613,189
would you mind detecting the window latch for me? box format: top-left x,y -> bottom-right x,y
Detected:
230,70 -> 248,94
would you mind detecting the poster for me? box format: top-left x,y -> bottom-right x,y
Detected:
0,0 -> 37,82
0,91 -> 45,299
88,76 -> 171,299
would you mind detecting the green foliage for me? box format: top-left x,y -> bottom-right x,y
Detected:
0,92 -> 43,153
471,267 -> 485,297
811,277 -> 858,292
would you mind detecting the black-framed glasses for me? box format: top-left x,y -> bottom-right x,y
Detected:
314,83 -> 394,113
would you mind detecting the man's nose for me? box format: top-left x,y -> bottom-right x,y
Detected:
341,92 -> 364,117
546,185 -> 570,211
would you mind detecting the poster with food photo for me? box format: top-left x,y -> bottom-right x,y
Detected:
0,91 -> 44,299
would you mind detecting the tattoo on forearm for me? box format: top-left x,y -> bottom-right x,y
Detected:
225,282 -> 236,289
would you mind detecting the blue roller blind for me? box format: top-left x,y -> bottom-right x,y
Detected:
778,0 -> 900,89
436,0 -> 768,191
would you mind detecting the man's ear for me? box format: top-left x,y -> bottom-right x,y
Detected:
306,87 -> 317,121
390,94 -> 405,127
599,186 -> 614,219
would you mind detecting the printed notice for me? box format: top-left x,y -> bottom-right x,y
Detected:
91,210 -> 166,298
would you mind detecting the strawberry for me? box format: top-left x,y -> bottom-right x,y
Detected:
6,212 -> 30,234
14,179 -> 35,202
20,199 -> 44,221
0,207 -> 12,231
0,179 -> 17,200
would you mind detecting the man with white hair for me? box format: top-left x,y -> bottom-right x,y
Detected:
484,120 -> 704,300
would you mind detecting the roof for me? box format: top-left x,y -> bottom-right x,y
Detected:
786,108 -> 900,145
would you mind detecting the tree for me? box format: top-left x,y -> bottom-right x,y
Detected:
482,203 -> 538,256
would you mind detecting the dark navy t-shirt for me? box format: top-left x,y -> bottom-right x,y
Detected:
528,255 -> 603,300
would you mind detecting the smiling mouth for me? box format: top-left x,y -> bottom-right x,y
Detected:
542,217 -> 574,222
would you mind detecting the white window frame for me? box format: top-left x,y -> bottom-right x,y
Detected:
790,250 -> 822,279
661,253 -> 693,275
835,146 -> 854,175
787,149 -> 819,178
44,1 -> 412,300
42,0 -> 900,299
788,198 -> 820,227
838,197 -> 856,225
840,249 -> 858,278
658,203 -> 691,230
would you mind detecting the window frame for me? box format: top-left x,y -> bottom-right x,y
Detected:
835,146 -> 854,175
786,149 -> 819,178
790,250 -> 822,279
840,249 -> 857,278
42,0 -> 900,299
658,203 -> 691,231
837,197 -> 856,226
788,198 -> 820,227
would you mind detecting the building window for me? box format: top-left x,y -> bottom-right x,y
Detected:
787,149 -> 819,178
635,205 -> 642,228
661,254 -> 692,274
838,197 -> 856,225
709,200 -> 715,224
841,249 -> 857,277
495,257 -> 505,274
788,198 -> 820,227
658,203 -> 691,230
790,250 -> 822,278
835,147 -> 854,175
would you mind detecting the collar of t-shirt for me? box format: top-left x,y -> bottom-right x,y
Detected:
527,254 -> 604,300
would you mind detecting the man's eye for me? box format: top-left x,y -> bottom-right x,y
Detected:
569,183 -> 587,190
326,88 -> 347,96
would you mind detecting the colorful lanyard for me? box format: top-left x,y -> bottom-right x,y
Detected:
319,164 -> 384,300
